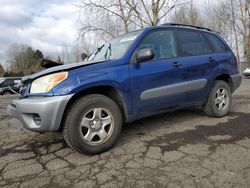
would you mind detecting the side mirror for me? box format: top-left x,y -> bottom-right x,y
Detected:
136,48 -> 155,63
81,53 -> 88,61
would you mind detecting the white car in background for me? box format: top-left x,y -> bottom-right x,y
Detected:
243,68 -> 250,78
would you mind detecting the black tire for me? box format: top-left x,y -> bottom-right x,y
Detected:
63,94 -> 122,155
203,80 -> 232,117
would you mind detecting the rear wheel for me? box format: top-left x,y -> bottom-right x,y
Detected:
63,94 -> 122,154
203,80 -> 232,117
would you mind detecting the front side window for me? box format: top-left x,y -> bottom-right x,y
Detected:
137,30 -> 177,60
204,33 -> 228,53
176,30 -> 203,56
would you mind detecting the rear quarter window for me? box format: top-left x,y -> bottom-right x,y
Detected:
204,33 -> 228,53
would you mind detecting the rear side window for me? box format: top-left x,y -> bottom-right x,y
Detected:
176,30 -> 203,56
204,33 -> 228,53
201,34 -> 213,54
137,30 -> 177,60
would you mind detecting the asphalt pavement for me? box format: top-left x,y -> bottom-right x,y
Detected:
0,79 -> 250,188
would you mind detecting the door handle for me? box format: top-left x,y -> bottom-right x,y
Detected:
172,62 -> 182,67
208,57 -> 216,62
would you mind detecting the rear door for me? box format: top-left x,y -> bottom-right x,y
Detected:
129,29 -> 186,115
174,30 -> 216,104
203,32 -> 233,72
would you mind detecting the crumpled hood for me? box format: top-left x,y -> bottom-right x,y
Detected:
22,60 -> 103,83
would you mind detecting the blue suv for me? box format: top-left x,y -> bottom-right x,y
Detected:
7,24 -> 241,154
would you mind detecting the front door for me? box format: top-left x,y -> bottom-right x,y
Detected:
129,29 -> 186,116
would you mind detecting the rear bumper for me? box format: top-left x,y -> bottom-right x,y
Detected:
231,73 -> 242,92
6,95 -> 73,132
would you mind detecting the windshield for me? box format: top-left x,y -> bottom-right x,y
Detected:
88,30 -> 142,61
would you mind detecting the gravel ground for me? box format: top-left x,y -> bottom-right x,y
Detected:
0,79 -> 250,188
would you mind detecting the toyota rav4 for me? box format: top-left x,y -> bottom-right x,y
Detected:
7,23 -> 241,154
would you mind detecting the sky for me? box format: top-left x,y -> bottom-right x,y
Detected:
0,0 -> 210,65
0,0 -> 81,64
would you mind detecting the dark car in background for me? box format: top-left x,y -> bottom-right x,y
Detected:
0,77 -> 22,95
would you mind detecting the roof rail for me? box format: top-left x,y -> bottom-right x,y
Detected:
161,23 -> 214,32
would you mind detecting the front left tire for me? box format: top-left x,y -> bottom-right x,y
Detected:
63,94 -> 122,155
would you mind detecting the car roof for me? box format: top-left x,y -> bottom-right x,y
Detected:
145,23 -> 217,35
118,23 -> 218,39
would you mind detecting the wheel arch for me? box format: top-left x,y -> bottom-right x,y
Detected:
59,85 -> 128,131
214,74 -> 233,92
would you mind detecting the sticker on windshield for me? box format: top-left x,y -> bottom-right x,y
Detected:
120,35 -> 137,43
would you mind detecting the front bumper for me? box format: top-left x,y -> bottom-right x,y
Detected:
6,95 -> 73,132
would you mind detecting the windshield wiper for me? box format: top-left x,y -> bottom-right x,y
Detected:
98,44 -> 105,51
104,43 -> 112,60
96,44 -> 105,55
89,44 -> 105,60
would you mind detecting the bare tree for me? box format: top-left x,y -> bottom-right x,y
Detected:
79,35 -> 96,55
230,0 -> 240,64
202,1 -> 238,60
71,45 -> 82,63
77,0 -> 190,45
0,54 -> 5,77
77,0 -> 134,41
59,42 -> 90,64
126,0 -> 190,26
237,0 -> 250,63
170,1 -> 203,26
204,0 -> 250,69
77,0 -> 250,69
61,44 -> 71,64
203,1 -> 230,36
0,63 -> 4,77
68,44 -> 85,63
7,44 -> 44,75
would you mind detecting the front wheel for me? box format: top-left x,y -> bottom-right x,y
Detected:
203,80 -> 232,117
63,94 -> 122,155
